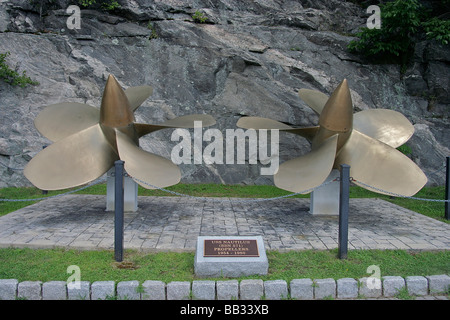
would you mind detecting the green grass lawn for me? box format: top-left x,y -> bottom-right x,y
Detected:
0,247 -> 448,283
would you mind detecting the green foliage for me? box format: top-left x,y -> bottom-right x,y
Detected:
348,0 -> 449,66
423,17 -> 450,45
192,10 -> 208,23
0,52 -> 39,88
78,0 -> 120,11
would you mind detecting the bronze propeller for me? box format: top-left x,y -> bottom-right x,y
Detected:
24,74 -> 215,190
237,79 -> 427,197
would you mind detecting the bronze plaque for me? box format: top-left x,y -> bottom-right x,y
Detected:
203,239 -> 259,257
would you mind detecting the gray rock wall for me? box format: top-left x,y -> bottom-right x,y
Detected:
0,0 -> 448,188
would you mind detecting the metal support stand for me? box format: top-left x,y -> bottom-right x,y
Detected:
445,157 -> 449,221
338,164 -> 350,259
114,160 -> 124,262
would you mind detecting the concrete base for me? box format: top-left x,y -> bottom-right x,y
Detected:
194,236 -> 268,278
106,168 -> 138,212
310,169 -> 340,216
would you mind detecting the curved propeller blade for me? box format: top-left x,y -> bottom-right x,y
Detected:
135,114 -> 216,138
34,102 -> 99,142
237,116 -> 293,130
298,89 -> 329,115
335,130 -> 427,196
353,109 -> 414,148
125,85 -> 153,112
24,124 -> 117,190
273,135 -> 338,193
237,116 -> 319,141
115,129 -> 181,189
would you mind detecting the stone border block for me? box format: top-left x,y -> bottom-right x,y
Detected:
217,280 -> 239,300
42,281 -> 67,300
240,279 -> 263,300
358,277 -> 382,298
117,280 -> 140,300
91,281 -> 115,300
426,275 -> 450,294
337,278 -> 358,299
314,278 -> 336,299
406,276 -> 428,296
192,280 -> 216,300
67,281 -> 90,300
264,280 -> 288,300
290,279 -> 313,299
383,276 -> 405,297
167,281 -> 191,300
0,279 -> 18,300
142,280 -> 166,300
18,281 -> 42,300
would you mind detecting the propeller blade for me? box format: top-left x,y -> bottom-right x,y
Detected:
135,114 -> 216,138
353,109 -> 414,148
34,102 -> 99,142
115,129 -> 181,189
24,124 -> 117,190
298,89 -> 329,115
237,116 -> 319,141
125,85 -> 153,112
237,116 -> 293,130
335,130 -> 427,196
274,135 -> 338,193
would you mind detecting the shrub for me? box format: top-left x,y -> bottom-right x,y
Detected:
0,52 -> 39,88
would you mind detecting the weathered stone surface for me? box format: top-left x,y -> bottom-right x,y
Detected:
0,279 -> 18,300
42,281 -> 67,300
382,276 -> 405,297
142,280 -> 166,300
17,281 -> 42,300
290,278 -> 313,300
91,281 -> 115,300
240,279 -> 264,300
313,278 -> 336,300
192,280 -> 216,300
216,280 -> 239,300
0,0 -> 448,188
167,281 -> 191,300
117,280 -> 140,300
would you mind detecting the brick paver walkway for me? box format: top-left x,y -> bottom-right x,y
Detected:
0,195 -> 448,252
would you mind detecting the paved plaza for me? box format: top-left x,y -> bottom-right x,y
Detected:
0,195 -> 448,252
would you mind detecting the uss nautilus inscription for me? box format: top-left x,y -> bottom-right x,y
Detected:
203,239 -> 259,257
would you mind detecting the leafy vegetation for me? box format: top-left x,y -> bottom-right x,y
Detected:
192,10 -> 208,23
0,52 -> 39,88
78,0 -> 120,11
348,0 -> 450,68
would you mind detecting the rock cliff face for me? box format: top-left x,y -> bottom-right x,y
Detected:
0,0 -> 448,188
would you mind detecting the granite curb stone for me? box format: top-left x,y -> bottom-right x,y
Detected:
426,275 -> 450,294
1,276 -> 448,300
117,280 -> 140,300
337,278 -> 358,299
290,278 -> 314,299
240,279 -> 264,300
383,276 -> 405,297
192,280 -> 216,300
17,281 -> 42,300
406,276 -> 428,296
0,279 -> 18,300
264,280 -> 288,300
216,280 -> 239,300
91,281 -> 115,300
314,278 -> 336,299
42,281 -> 67,300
